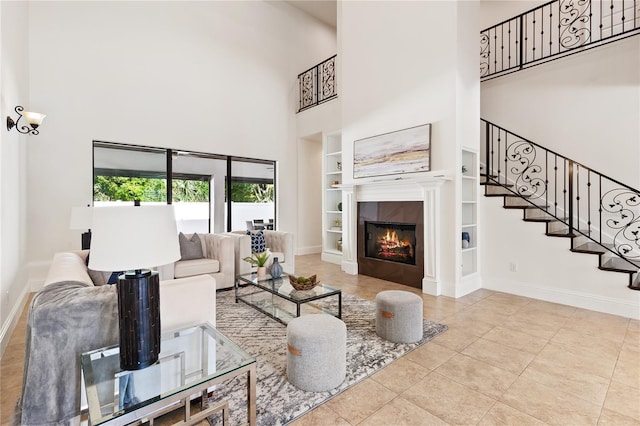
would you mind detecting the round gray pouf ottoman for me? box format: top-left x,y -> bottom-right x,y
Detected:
286,314 -> 346,392
376,290 -> 423,343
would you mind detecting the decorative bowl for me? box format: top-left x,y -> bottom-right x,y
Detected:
289,274 -> 318,291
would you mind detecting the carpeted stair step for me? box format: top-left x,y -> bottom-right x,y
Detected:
485,185 -> 515,196
571,241 -> 608,254
599,257 -> 639,274
546,229 -> 579,238
480,175 -> 499,185
503,197 -> 546,209
523,210 -> 556,222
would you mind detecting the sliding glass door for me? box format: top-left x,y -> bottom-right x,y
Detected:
93,142 -> 275,233
171,151 -> 227,234
228,158 -> 276,232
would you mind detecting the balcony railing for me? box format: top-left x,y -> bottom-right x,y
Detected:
481,0 -> 640,80
297,55 -> 337,112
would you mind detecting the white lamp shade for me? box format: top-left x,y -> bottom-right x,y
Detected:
69,206 -> 93,230
88,205 -> 180,272
22,111 -> 46,126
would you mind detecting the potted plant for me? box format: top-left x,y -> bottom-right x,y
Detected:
243,251 -> 270,276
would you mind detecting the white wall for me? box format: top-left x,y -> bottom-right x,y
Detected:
481,37 -> 640,184
297,133 -> 323,254
479,0 -> 546,29
0,1 -> 31,355
340,0 -> 480,294
479,2 -> 640,318
24,1 -> 335,275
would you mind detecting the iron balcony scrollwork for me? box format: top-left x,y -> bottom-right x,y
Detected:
298,55 -> 338,113
559,0 -> 592,49
602,189 -> 640,262
480,0 -> 640,80
506,140 -> 547,199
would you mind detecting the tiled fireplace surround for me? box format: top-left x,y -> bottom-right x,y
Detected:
339,176 -> 448,296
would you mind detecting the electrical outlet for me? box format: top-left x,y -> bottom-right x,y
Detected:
509,262 -> 518,272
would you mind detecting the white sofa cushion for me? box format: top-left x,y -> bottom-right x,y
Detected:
174,258 -> 219,278
160,275 -> 217,331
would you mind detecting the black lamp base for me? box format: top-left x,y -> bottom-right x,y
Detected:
117,270 -> 161,371
81,230 -> 92,250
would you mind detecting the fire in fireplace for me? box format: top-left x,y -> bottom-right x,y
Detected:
365,221 -> 416,265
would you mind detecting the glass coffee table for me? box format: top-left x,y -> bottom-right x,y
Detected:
81,323 -> 256,425
235,272 -> 342,324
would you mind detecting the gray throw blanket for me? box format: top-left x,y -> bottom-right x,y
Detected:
20,281 -> 119,425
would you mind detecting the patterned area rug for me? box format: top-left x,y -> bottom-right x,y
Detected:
207,288 -> 447,425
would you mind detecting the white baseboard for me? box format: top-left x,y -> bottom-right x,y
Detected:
341,260 -> 358,275
296,245 -> 322,256
0,285 -> 31,358
484,276 -> 640,320
457,273 -> 483,297
422,277 -> 441,296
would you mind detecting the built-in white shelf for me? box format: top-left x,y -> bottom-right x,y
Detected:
461,149 -> 479,279
322,133 -> 343,265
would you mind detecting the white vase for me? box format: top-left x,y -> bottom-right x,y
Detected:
257,266 -> 267,276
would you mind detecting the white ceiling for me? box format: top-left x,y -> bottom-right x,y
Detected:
285,0 -> 337,27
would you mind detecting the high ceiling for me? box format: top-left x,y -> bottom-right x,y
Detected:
285,0 -> 337,27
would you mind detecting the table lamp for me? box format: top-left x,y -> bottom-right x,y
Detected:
69,206 -> 93,249
88,205 -> 180,370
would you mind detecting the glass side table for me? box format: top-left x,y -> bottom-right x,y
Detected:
81,323 -> 256,425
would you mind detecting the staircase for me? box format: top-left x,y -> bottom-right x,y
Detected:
481,119 -> 640,289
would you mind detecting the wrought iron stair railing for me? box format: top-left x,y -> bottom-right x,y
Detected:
297,55 -> 337,113
480,0 -> 640,80
482,119 -> 640,288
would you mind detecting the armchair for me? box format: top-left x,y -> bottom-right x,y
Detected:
158,233 -> 235,289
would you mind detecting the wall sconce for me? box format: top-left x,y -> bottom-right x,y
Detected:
6,106 -> 46,135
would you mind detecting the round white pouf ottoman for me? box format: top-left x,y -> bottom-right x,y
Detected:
376,290 -> 423,343
286,314 -> 346,392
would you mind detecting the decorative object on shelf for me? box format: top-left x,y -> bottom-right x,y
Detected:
337,202 -> 342,211
337,238 -> 342,251
289,274 -> 318,291
332,180 -> 340,186
6,106 -> 46,135
462,232 -> 470,249
337,161 -> 342,171
243,251 -> 270,276
353,123 -> 431,179
462,165 -> 468,174
334,219 -> 342,227
88,205 -> 180,370
270,257 -> 283,279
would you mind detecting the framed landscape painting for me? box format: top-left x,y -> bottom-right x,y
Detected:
353,124 -> 431,179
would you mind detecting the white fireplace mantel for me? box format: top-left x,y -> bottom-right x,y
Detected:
339,173 -> 452,296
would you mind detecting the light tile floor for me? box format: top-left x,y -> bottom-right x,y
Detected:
1,254 -> 639,425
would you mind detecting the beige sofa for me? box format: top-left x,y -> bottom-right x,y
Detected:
225,230 -> 295,276
158,232 -> 235,289
20,250 -> 217,425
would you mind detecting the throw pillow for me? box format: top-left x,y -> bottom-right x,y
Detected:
246,230 -> 266,253
179,232 -> 204,260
